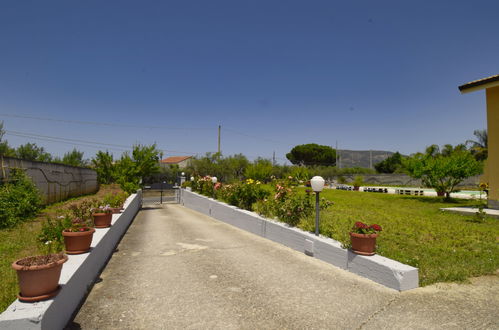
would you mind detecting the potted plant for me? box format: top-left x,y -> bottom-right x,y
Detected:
92,205 -> 113,228
103,192 -> 128,214
352,176 -> 364,191
349,221 -> 382,256
12,252 -> 68,302
62,215 -> 95,254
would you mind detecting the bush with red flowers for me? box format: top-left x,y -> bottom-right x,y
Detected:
351,221 -> 382,235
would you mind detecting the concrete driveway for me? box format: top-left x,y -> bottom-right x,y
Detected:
68,204 -> 498,329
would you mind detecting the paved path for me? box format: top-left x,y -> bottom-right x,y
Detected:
70,204 -> 499,329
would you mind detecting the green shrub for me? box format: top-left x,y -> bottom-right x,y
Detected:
255,179 -> 332,227
103,191 -> 128,208
0,169 -> 42,228
352,175 -> 364,187
38,216 -> 68,254
218,179 -> 269,211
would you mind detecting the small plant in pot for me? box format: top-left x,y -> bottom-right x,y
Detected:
92,204 -> 113,228
103,192 -> 128,214
12,252 -> 68,302
349,221 -> 382,256
352,176 -> 364,191
62,215 -> 95,254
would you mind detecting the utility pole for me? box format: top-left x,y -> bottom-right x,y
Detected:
272,151 -> 276,166
370,149 -> 373,169
335,141 -> 338,168
218,125 -> 221,156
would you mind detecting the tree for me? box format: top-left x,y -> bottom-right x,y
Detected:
187,153 -> 249,182
404,144 -> 483,199
92,151 -> 115,184
244,158 -> 273,182
374,152 -> 404,173
115,152 -> 140,193
286,144 -> 336,166
131,144 -> 161,179
466,129 -> 488,161
61,148 -> 86,167
114,144 -> 162,193
0,122 -> 15,157
15,143 -> 52,162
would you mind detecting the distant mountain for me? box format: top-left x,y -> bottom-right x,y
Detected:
336,150 -> 396,168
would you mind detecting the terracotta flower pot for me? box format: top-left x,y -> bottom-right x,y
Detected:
110,207 -> 122,214
12,253 -> 68,302
350,232 -> 378,256
437,191 -> 445,197
92,213 -> 112,228
62,228 -> 95,254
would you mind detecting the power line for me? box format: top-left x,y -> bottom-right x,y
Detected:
6,131 -> 129,151
223,127 -> 291,146
0,113 -> 212,131
0,113 -> 294,147
5,130 -> 200,155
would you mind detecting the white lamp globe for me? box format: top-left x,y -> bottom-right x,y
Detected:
190,176 -> 195,181
181,172 -> 185,176
211,176 -> 218,184
310,176 -> 325,192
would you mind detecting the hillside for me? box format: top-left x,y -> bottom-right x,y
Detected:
337,149 -> 395,168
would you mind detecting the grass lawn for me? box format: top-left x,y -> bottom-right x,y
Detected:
297,189 -> 498,286
0,184 -> 123,312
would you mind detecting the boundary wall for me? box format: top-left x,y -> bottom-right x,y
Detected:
0,191 -> 142,330
181,189 -> 419,291
0,157 -> 98,204
335,173 -> 480,187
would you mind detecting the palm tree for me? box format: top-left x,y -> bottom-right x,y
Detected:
466,129 -> 488,161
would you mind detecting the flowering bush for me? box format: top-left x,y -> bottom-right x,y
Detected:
351,221 -> 382,235
192,175 -> 216,196
256,180 -> 333,227
67,200 -> 94,222
218,179 -> 269,211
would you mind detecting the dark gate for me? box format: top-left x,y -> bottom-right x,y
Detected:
142,182 -> 179,205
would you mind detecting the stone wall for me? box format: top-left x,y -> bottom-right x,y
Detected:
0,157 -> 98,204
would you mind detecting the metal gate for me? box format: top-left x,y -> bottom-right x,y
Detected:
142,182 -> 180,205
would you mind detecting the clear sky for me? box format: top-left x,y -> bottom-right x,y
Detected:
0,0 -> 497,163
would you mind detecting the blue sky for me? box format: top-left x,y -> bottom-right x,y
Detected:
0,0 -> 497,163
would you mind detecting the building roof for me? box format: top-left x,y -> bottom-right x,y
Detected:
459,74 -> 499,94
160,156 -> 192,164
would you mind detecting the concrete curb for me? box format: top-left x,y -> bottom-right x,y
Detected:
0,191 -> 142,330
181,189 -> 419,291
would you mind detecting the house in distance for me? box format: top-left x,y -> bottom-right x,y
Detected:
160,156 -> 193,169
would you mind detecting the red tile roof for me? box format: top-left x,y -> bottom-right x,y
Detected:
160,156 -> 192,164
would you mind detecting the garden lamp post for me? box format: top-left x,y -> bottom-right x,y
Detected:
160,181 -> 166,204
310,176 -> 325,236
211,176 -> 217,199
180,172 -> 186,186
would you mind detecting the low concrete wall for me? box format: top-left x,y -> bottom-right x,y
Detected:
0,191 -> 142,330
335,174 -> 481,188
180,189 -> 419,291
0,157 -> 98,204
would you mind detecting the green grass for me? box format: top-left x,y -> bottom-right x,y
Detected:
0,184 -> 124,312
297,189 -> 498,286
